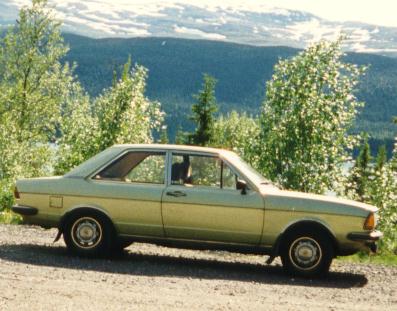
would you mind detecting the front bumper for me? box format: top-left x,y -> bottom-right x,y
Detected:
347,230 -> 383,242
11,205 -> 38,216
347,230 -> 383,253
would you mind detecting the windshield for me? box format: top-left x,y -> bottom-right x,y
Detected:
223,152 -> 273,187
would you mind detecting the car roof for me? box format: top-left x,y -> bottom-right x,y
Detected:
65,144 -> 237,178
112,144 -> 235,155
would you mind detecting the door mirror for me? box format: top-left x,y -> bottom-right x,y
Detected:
236,179 -> 247,195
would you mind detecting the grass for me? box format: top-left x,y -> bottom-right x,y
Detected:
338,252 -> 397,266
0,209 -> 22,224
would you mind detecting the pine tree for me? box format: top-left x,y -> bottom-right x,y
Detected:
375,145 -> 387,172
175,125 -> 188,145
353,135 -> 372,201
159,125 -> 169,144
188,74 -> 218,146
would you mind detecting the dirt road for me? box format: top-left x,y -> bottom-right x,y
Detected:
0,224 -> 396,311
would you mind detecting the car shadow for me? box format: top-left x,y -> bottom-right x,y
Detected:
0,243 -> 368,288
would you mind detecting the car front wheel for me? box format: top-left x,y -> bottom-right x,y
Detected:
280,230 -> 334,278
63,213 -> 112,257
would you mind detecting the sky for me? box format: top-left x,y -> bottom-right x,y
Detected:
9,0 -> 397,28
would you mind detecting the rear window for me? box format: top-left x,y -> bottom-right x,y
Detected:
94,151 -> 166,184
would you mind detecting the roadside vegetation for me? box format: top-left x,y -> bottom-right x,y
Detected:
0,0 -> 395,263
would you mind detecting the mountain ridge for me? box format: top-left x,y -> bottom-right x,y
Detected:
2,1 -> 397,57
60,33 -> 397,153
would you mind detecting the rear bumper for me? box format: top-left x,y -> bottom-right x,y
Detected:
347,230 -> 383,242
11,205 -> 38,216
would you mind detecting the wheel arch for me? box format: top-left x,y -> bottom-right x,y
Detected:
273,219 -> 339,257
59,205 -> 117,236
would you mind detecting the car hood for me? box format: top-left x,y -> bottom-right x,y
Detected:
259,186 -> 377,217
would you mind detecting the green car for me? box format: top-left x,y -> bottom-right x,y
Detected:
12,144 -> 382,277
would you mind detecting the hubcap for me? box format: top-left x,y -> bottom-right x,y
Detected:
289,237 -> 322,270
71,217 -> 102,249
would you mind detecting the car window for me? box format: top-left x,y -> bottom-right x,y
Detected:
222,162 -> 238,190
94,152 -> 165,184
171,154 -> 241,190
171,154 -> 221,188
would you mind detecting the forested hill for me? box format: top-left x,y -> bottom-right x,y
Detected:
63,33 -> 397,152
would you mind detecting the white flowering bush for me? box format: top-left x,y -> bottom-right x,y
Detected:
212,111 -> 260,166
259,38 -> 365,193
55,59 -> 164,174
0,0 -> 71,215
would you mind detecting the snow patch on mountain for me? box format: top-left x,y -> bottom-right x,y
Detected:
2,0 -> 397,56
174,25 -> 226,40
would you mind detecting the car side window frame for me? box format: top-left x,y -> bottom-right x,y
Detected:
167,151 -> 249,191
89,149 -> 168,185
219,156 -> 255,192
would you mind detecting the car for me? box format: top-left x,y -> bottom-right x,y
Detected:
12,144 -> 382,277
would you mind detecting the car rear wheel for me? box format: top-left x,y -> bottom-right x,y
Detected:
63,212 -> 112,257
280,230 -> 334,278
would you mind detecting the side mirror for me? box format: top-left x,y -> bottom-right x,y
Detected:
236,179 -> 247,195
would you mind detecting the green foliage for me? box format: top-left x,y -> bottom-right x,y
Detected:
174,125 -> 189,145
0,0 -> 72,210
55,58 -> 164,174
338,252 -> 397,266
212,111 -> 260,165
375,145 -> 387,171
258,38 -> 365,193
344,137 -> 397,254
54,82 -> 97,174
95,60 -> 163,149
345,135 -> 372,201
62,34 -> 397,152
159,126 -> 169,144
188,74 -> 218,146
369,142 -> 397,254
0,209 -> 21,224
0,0 -> 69,142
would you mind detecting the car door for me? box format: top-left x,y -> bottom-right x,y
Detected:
161,152 -> 265,244
88,150 -> 167,237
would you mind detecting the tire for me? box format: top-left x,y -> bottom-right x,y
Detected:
63,212 -> 113,257
280,229 -> 334,278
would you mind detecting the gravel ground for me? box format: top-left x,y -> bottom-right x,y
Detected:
0,224 -> 396,311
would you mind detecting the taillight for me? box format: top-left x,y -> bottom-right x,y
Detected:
14,187 -> 20,199
364,212 -> 375,230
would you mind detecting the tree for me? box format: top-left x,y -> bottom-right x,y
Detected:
54,83 -> 97,174
94,59 -> 163,150
175,125 -> 188,145
258,38 -> 365,193
345,135 -> 372,201
55,58 -> 164,174
0,0 -> 69,143
344,135 -> 397,254
212,111 -> 260,165
159,125 -> 169,144
375,144 -> 387,172
0,0 -> 74,210
188,74 -> 218,146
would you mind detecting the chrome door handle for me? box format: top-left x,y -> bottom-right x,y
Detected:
166,191 -> 186,197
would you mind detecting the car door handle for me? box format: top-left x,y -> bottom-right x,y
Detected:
166,191 -> 186,197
